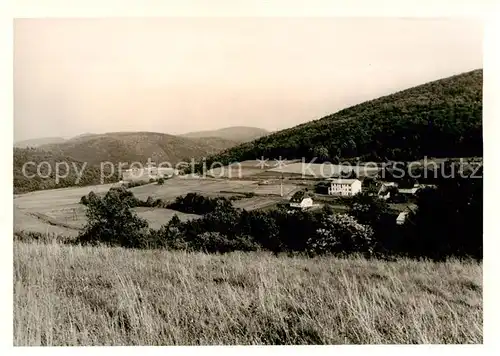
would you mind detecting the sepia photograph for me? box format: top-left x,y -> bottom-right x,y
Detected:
11,14 -> 484,346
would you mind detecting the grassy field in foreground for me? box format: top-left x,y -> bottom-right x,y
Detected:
13,241 -> 482,345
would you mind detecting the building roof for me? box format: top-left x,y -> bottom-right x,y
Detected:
399,187 -> 419,194
327,178 -> 361,185
289,190 -> 312,203
396,212 -> 408,224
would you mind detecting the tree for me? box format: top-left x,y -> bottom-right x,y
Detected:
312,145 -> 330,162
308,213 -> 374,255
80,194 -> 89,205
402,174 -> 482,260
191,231 -> 259,254
77,188 -> 148,247
348,192 -> 391,226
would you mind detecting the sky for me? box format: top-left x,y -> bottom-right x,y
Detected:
13,17 -> 483,142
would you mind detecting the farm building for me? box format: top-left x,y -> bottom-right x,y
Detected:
396,204 -> 417,225
396,212 -> 408,225
289,191 -> 314,209
327,178 -> 362,196
377,182 -> 397,200
398,186 -> 420,195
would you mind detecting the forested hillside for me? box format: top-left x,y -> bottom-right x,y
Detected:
13,148 -> 119,194
202,69 -> 482,166
39,131 -> 238,167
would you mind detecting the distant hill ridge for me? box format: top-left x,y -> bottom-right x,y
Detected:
14,137 -> 66,148
180,126 -> 269,142
37,131 -> 238,166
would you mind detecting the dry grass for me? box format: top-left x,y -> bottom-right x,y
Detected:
13,241 -> 482,345
14,177 -> 300,236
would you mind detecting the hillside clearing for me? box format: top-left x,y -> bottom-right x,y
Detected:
14,241 -> 482,345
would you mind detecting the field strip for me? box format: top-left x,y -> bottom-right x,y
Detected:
25,212 -> 82,231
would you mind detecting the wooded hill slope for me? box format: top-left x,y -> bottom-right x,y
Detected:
202,69 -> 482,166
13,148 -> 119,194
38,131 -> 238,167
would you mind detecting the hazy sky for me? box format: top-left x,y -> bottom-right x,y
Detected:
14,18 -> 482,142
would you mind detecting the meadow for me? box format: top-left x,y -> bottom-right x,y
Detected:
14,176 -> 300,237
13,241 -> 482,345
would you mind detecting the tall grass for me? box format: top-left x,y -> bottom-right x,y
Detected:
13,241 -> 482,345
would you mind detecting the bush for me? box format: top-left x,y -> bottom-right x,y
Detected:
70,174 -> 482,260
308,214 -> 374,256
388,193 -> 409,204
157,177 -> 165,185
87,191 -> 99,204
190,231 -> 260,253
167,193 -> 234,215
80,194 -> 89,205
79,191 -> 101,206
348,192 -> 391,226
148,215 -> 189,250
125,180 -> 149,189
14,231 -> 70,244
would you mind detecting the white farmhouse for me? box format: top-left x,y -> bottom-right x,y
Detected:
327,178 -> 362,196
290,197 -> 313,209
289,191 -> 314,209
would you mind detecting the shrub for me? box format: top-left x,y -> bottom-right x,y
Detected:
308,214 -> 374,256
87,191 -> 99,204
401,175 -> 482,260
14,231 -> 70,244
76,188 -> 149,248
148,215 -> 189,250
190,231 -> 260,253
348,192 -> 391,226
157,177 -> 165,185
80,194 -> 89,205
314,181 -> 329,194
167,193 -> 234,215
125,180 -> 149,189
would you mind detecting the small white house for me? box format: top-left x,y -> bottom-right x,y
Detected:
289,190 -> 314,209
396,212 -> 408,225
327,178 -> 362,196
290,197 -> 313,209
